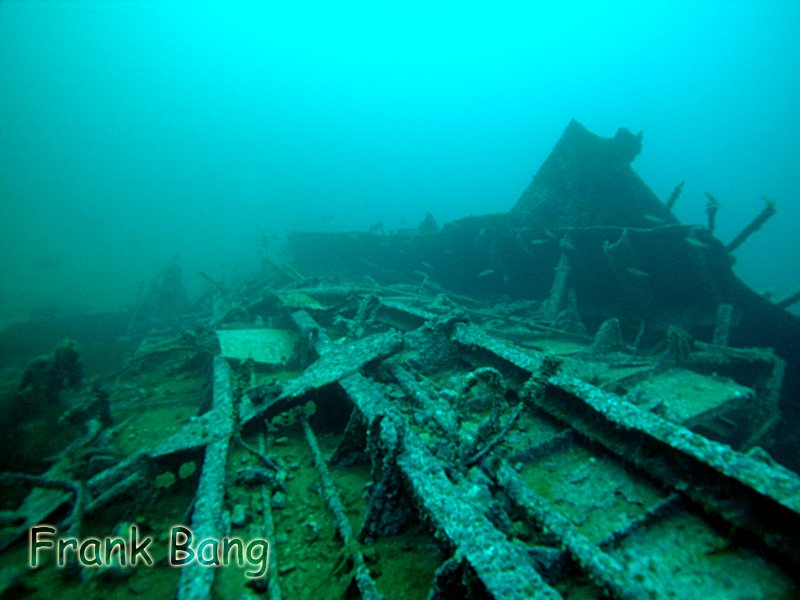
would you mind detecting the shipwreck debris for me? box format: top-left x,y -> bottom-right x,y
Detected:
177,357 -> 235,600
775,288 -> 800,310
704,192 -> 720,233
302,414 -> 383,600
2,119 -> 800,599
12,339 -> 83,411
511,120 -> 677,230
726,196 -> 777,253
665,180 -> 685,210
216,328 -> 296,366
284,121 -> 800,473
712,303 -> 734,347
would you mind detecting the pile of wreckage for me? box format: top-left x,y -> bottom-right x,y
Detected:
2,120 -> 800,599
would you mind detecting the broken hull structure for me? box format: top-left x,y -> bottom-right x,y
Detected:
288,120 -> 800,466
1,121 -> 800,599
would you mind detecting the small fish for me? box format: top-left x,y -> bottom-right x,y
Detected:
643,214 -> 666,225
685,237 -> 709,249
478,269 -> 496,278
421,262 -> 436,271
528,239 -> 548,246
627,268 -> 651,278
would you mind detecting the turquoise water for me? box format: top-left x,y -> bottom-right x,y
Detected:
1,1 -> 798,324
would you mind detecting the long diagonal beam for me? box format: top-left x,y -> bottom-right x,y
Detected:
290,310 -> 563,600
451,321 -> 800,569
177,356 -> 236,600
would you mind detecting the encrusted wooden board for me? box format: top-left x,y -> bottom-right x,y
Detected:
216,328 -> 297,365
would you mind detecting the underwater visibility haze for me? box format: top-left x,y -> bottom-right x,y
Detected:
1,1 -> 799,324
3,2 -> 800,599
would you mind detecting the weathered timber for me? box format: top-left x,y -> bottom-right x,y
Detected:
342,373 -> 562,599
285,121 -> 800,443
256,433 -> 282,600
278,330 -> 402,400
726,197 -> 777,253
712,303 -> 734,347
451,322 -> 800,568
177,356 -> 236,600
665,180 -> 685,210
544,252 -> 570,322
540,376 -> 800,567
301,415 -> 383,600
291,310 -> 562,599
0,450 -> 150,553
239,329 -> 403,426
390,363 -> 460,436
495,462 -> 654,600
149,407 -> 229,458
452,321 -> 545,375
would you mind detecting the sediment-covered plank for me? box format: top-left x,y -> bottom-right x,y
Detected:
495,462 -> 653,600
291,310 -> 561,599
451,322 -> 800,568
301,415 -> 383,600
240,327 -> 402,425
177,356 -> 236,600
